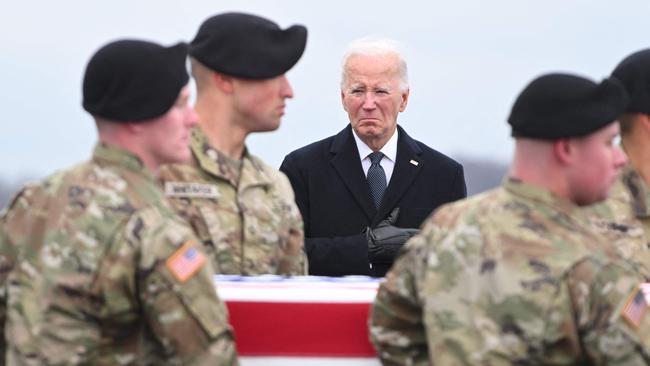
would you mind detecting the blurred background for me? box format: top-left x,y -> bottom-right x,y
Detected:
2,0 -> 648,207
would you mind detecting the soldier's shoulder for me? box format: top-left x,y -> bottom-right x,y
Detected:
54,159 -> 158,218
247,153 -> 291,184
586,179 -> 634,221
246,153 -> 272,171
409,189 -> 502,257
159,162 -> 205,183
1,180 -> 43,220
120,203 -> 198,262
568,256 -> 622,284
39,159 -> 134,198
418,186 -> 560,260
569,256 -> 650,328
427,187 -> 502,227
1,162 -> 90,216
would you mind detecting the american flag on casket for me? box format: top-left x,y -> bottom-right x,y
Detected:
214,275 -> 381,366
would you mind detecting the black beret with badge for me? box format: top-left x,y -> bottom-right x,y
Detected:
508,73 -> 628,139
612,49 -> 650,115
189,12 -> 307,79
82,39 -> 189,122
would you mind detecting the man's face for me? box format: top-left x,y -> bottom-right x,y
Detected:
142,85 -> 198,165
568,122 -> 627,205
232,75 -> 294,133
341,54 -> 409,146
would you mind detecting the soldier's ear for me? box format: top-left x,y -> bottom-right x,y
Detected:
553,138 -> 574,166
639,113 -> 650,135
213,72 -> 234,94
124,122 -> 145,135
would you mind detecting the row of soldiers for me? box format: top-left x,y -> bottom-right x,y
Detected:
0,12 -> 306,365
369,53 -> 650,362
3,9 -> 650,366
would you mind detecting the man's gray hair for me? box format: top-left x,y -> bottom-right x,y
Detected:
340,37 -> 409,92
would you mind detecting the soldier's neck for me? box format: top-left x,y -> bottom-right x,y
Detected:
98,131 -> 161,175
623,140 -> 650,186
510,142 -> 569,201
196,106 -> 247,161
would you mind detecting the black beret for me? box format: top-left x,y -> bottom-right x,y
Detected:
508,73 -> 628,139
189,12 -> 307,79
612,49 -> 650,115
82,39 -> 189,122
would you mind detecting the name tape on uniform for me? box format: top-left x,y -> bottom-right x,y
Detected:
165,182 -> 219,198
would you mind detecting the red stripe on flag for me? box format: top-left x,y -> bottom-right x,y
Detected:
226,301 -> 376,357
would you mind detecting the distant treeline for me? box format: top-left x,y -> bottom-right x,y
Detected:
0,156 -> 508,210
460,157 -> 508,195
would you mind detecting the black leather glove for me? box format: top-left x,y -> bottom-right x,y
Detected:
366,208 -> 419,264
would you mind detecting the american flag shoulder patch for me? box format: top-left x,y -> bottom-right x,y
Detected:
165,240 -> 206,283
621,285 -> 647,329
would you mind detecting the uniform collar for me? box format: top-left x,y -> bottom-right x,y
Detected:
92,143 -> 156,181
503,177 -> 582,219
620,164 -> 650,218
189,126 -> 271,189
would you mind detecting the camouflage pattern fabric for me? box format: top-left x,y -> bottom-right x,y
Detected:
159,127 -> 306,275
370,178 -> 650,365
0,144 -> 238,365
587,164 -> 650,276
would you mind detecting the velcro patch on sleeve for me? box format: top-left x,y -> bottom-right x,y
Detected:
166,240 -> 206,283
164,182 -> 219,198
621,285 -> 647,329
639,283 -> 650,304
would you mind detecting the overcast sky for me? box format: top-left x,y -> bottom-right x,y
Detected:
1,0 -> 649,181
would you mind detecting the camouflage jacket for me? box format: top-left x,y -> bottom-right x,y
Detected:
370,178 -> 650,365
587,164 -> 650,276
0,144 -> 238,365
158,127 -> 306,275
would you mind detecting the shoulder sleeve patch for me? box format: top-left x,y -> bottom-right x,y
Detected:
621,285 -> 647,329
165,240 -> 206,282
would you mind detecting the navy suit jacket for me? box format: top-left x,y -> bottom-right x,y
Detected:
280,124 -> 466,277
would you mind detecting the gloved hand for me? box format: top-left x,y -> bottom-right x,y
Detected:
366,208 -> 419,264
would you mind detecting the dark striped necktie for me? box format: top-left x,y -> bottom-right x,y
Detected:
367,151 -> 387,208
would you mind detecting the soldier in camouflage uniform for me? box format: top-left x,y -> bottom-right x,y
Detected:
159,13 -> 308,275
370,73 -> 650,365
0,40 -> 238,365
587,165 -> 650,277
587,49 -> 650,276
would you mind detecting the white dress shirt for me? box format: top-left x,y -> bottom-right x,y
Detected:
352,128 -> 398,185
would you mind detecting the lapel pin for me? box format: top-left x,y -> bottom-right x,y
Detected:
409,159 -> 419,166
